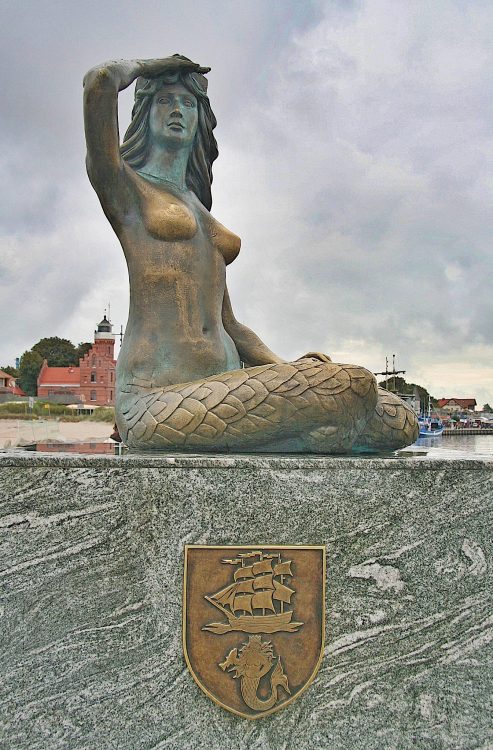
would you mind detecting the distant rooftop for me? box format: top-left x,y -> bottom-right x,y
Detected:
438,398 -> 477,408
38,365 -> 80,385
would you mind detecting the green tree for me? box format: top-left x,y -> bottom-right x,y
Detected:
18,350 -> 44,395
378,376 -> 408,392
378,376 -> 436,407
75,342 -> 92,361
483,403 -> 493,413
32,337 -> 77,366
0,365 -> 18,377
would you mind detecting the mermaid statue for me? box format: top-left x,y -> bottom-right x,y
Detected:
83,55 -> 418,453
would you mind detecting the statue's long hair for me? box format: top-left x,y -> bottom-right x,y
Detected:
120,69 -> 218,210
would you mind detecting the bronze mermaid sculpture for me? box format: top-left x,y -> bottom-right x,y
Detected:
83,55 -> 418,453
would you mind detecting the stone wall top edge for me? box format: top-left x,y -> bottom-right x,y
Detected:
0,451 -> 492,471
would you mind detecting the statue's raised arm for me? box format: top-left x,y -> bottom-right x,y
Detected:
83,54 -> 418,453
83,57 -> 205,220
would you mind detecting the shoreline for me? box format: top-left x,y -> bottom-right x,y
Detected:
0,419 -> 113,449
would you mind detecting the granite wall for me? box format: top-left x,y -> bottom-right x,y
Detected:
1,453 -> 492,749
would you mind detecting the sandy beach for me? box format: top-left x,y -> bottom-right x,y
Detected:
0,419 -> 113,449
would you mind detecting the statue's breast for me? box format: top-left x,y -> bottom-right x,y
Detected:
142,192 -> 197,241
127,169 -> 239,257
208,216 -> 241,265
127,170 -> 198,241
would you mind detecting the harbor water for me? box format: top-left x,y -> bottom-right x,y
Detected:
1,419 -> 492,459
401,433 -> 493,460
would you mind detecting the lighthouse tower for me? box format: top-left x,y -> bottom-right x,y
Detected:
94,314 -> 115,345
79,314 -> 117,405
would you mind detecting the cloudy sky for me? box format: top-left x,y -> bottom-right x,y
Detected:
1,0 -> 492,406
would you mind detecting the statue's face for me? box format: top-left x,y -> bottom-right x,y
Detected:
149,83 -> 198,149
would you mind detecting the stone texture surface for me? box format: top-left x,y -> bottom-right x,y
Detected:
0,452 -> 492,750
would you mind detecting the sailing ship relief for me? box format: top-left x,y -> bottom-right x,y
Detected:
203,551 -> 303,634
183,545 -> 326,719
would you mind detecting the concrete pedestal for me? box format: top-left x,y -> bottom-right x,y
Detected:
1,452 -> 492,749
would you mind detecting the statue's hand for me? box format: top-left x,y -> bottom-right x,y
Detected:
297,352 -> 332,363
136,55 -> 210,79
84,56 -> 210,95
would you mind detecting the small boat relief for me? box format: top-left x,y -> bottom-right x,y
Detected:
203,551 -> 303,634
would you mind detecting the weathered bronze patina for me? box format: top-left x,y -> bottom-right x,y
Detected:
83,55 -> 418,453
183,545 -> 325,718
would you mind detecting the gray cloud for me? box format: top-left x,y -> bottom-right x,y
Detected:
0,0 -> 492,406
220,1 -> 493,404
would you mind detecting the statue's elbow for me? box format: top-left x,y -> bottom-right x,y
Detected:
83,65 -> 114,91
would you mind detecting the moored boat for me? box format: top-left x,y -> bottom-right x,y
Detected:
418,395 -> 444,437
418,415 -> 444,437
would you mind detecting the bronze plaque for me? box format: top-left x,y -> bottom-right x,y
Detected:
183,545 -> 325,719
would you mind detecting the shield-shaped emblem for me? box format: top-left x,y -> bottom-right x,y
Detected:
183,545 -> 325,719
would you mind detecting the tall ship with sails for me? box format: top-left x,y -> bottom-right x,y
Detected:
203,551 -> 303,634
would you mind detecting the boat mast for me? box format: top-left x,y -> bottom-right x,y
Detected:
278,552 -> 284,615
259,550 -> 265,616
240,553 -> 247,617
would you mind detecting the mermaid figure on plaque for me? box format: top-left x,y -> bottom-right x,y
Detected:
203,551 -> 303,634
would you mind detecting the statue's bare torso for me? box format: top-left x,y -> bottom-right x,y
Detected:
113,166 -> 241,387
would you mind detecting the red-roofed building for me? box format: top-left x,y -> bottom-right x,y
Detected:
0,369 -> 26,397
37,315 -> 116,406
37,364 -> 80,401
0,370 -> 15,390
437,398 -> 477,413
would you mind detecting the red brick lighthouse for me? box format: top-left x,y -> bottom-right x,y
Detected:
37,314 -> 117,406
79,315 -> 117,405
